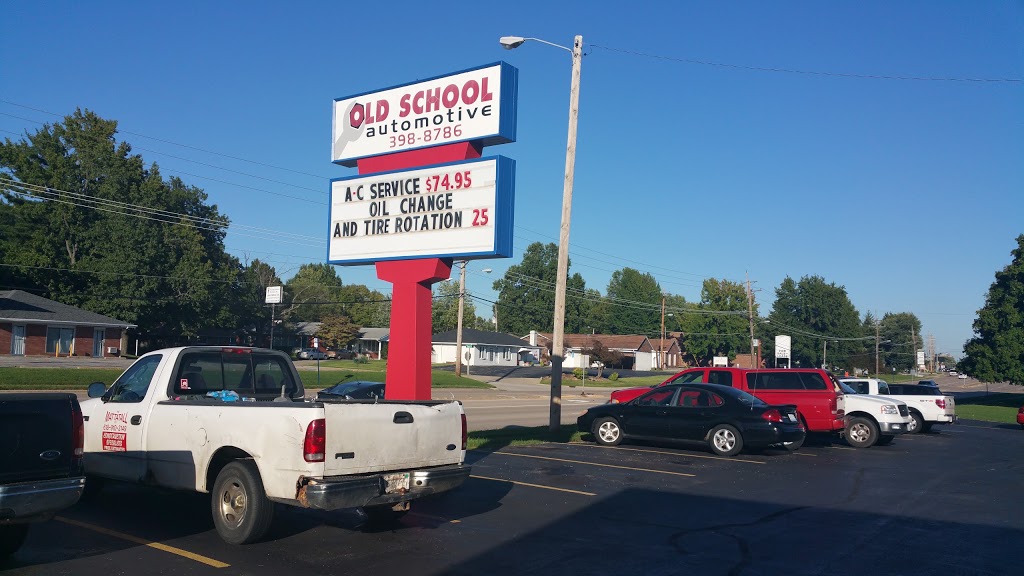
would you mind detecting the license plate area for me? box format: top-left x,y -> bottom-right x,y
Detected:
383,472 -> 411,493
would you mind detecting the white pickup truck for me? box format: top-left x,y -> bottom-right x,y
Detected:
835,382 -> 910,448
80,346 -> 470,544
840,378 -> 957,433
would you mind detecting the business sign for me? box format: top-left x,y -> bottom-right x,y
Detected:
265,286 -> 283,304
327,156 -> 515,265
775,335 -> 791,359
332,62 -> 518,167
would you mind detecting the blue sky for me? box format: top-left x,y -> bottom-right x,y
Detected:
2,1 -> 1021,358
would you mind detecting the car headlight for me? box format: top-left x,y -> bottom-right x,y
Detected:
880,405 -> 899,415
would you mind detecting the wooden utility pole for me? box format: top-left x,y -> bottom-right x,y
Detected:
746,275 -> 756,368
455,261 -> 467,377
911,325 -> 917,374
875,321 -> 881,376
659,294 -> 666,370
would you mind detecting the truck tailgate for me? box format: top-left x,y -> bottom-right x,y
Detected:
0,394 -> 78,484
321,401 -> 464,476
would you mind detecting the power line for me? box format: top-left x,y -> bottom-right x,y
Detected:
589,44 -> 1024,83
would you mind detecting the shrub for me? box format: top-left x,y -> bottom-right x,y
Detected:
354,355 -> 369,364
540,376 -> 551,385
609,372 -> 619,381
573,367 -> 585,380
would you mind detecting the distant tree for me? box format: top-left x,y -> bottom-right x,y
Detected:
282,263 -> 343,322
318,313 -> 360,349
582,339 -> 623,377
336,284 -> 390,327
492,242 -> 588,335
879,312 -> 923,373
761,276 -> 861,370
960,234 -> 1024,385
431,280 -> 477,334
234,259 -> 282,346
602,268 -> 661,335
682,279 -> 751,366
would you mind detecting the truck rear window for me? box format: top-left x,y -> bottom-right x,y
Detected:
174,351 -> 298,399
746,372 -> 827,390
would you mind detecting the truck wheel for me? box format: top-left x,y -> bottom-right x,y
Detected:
876,436 -> 895,446
211,460 -> 274,545
593,417 -> 623,446
846,417 -> 879,448
709,424 -> 744,456
920,422 -> 934,433
907,411 -> 924,434
0,524 -> 29,557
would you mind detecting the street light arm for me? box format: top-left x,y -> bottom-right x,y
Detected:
500,36 -> 574,55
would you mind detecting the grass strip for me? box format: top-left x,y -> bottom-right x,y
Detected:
467,424 -> 583,451
955,392 -> 1023,425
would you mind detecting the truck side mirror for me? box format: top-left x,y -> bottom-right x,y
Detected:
87,382 -> 107,398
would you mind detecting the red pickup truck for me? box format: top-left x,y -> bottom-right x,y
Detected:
610,367 -> 845,434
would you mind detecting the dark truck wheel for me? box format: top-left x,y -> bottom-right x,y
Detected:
846,417 -> 879,448
907,411 -> 924,434
211,460 -> 275,544
0,524 -> 29,557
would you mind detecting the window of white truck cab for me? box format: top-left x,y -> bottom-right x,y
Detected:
107,354 -> 163,403
174,351 -> 297,397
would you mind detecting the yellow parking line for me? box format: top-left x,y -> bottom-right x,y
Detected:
470,474 -> 596,496
493,451 -> 696,477
553,442 -> 766,464
55,517 -> 229,569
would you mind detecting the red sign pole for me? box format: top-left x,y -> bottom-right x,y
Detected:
357,141 -> 482,401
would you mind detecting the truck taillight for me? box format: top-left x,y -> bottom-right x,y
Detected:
935,398 -> 946,409
761,409 -> 783,423
303,419 -> 326,462
461,414 -> 467,451
71,404 -> 84,458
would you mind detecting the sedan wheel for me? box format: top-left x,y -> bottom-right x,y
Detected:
593,417 -> 623,446
708,424 -> 744,456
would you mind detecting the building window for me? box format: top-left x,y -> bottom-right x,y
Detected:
46,327 -> 75,354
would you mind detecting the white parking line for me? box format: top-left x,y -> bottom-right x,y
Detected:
56,516 -> 229,568
492,451 -> 696,477
470,474 -> 596,496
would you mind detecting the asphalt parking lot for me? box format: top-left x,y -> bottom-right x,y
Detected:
4,420 -> 1021,576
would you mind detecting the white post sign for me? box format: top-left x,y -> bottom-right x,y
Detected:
265,286 -> 283,304
328,156 -> 514,264
774,335 -> 791,359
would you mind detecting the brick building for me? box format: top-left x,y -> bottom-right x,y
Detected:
1,290 -> 135,357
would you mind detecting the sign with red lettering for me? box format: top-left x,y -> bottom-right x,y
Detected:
328,156 -> 514,264
332,62 -> 518,167
101,411 -> 128,452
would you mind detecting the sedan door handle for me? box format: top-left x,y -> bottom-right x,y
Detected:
130,415 -> 142,425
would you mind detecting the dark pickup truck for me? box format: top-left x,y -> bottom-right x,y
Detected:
0,393 -> 86,557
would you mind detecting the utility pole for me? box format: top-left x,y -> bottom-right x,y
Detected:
746,275 -> 756,368
455,261 -> 467,377
874,321 -> 881,376
911,325 -> 917,375
659,294 -> 666,370
822,339 -> 828,370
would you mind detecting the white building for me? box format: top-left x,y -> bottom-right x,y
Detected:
432,328 -> 542,367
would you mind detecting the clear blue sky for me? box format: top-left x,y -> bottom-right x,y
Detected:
2,1 -> 1021,358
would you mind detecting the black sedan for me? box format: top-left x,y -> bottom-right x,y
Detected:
316,380 -> 385,400
577,383 -> 806,456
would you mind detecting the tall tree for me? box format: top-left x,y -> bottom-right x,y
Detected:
961,234 -> 1024,385
492,242 -> 587,335
602,268 -> 662,335
879,312 -> 923,373
0,109 -> 238,347
318,313 -> 361,349
234,259 -> 283,346
282,263 -> 343,322
336,283 -> 390,327
761,275 -> 861,370
432,279 -> 477,334
681,279 -> 751,366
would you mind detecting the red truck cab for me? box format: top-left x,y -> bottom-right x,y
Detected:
610,367 -> 845,433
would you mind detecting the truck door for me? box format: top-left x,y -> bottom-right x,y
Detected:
84,353 -> 163,482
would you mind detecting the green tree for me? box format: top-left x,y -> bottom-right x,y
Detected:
492,242 -> 588,335
961,234 -> 1024,385
602,268 -> 661,335
761,276 -> 862,370
681,279 -> 751,366
878,312 -> 923,373
318,313 -> 360,349
0,109 -> 239,347
282,263 -> 343,322
234,259 -> 283,347
336,284 -> 390,327
431,280 -> 477,334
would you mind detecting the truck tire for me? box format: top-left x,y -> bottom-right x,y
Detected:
846,417 -> 879,448
0,524 -> 29,557
593,417 -> 623,446
708,424 -> 744,456
211,460 -> 274,545
907,411 -> 924,434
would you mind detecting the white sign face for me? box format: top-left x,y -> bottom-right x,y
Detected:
265,286 -> 283,304
328,157 -> 515,265
775,335 -> 792,359
332,62 -> 518,167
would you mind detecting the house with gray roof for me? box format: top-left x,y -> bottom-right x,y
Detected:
433,328 -> 542,367
0,290 -> 135,357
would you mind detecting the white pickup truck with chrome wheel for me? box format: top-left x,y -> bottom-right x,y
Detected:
836,381 -> 911,448
841,378 -> 956,434
80,346 -> 469,544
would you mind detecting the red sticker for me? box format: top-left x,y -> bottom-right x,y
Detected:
102,431 -> 126,452
180,378 -> 190,390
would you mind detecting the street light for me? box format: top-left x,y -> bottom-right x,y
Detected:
500,34 -> 584,433
455,260 -> 467,377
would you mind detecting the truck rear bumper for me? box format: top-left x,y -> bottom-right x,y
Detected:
297,464 -> 471,511
0,477 -> 85,524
